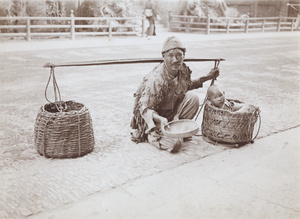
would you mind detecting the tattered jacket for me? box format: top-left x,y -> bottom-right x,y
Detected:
130,62 -> 202,143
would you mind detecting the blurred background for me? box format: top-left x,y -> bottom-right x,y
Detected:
0,0 -> 299,29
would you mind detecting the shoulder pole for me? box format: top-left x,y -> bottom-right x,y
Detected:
43,58 -> 225,68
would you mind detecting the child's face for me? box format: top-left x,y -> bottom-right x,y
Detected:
209,88 -> 225,108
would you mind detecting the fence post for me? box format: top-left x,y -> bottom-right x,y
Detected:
291,18 -> 294,32
142,16 -> 145,37
26,18 -> 31,41
226,18 -> 229,34
245,17 -> 249,33
206,14 -> 210,35
108,19 -> 112,39
186,18 -> 190,32
296,14 -> 300,30
168,11 -> 172,32
277,16 -> 281,32
70,10 -> 75,40
262,19 -> 265,32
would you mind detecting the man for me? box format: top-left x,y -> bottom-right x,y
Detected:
130,36 -> 219,153
144,0 -> 157,37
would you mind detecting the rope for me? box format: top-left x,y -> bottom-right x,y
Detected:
44,65 -> 64,112
77,114 -> 81,157
251,108 -> 261,141
195,59 -> 221,121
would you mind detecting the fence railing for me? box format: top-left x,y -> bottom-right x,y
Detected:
0,10 -> 145,41
168,12 -> 299,34
1,12 -> 298,41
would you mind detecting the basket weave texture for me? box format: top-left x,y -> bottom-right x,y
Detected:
201,101 -> 259,144
34,101 -> 95,158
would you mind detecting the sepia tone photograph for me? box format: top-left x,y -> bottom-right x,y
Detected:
0,0 -> 299,218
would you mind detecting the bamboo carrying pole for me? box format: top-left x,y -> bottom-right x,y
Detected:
43,58 -> 225,68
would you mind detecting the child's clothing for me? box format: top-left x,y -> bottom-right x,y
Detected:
223,99 -> 243,112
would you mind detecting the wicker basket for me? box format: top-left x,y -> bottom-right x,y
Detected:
34,101 -> 95,158
201,100 -> 260,145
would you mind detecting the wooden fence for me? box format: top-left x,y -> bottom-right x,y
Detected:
1,11 -> 298,41
0,10 -> 145,41
168,12 -> 299,34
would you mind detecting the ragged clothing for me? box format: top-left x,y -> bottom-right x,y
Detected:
130,62 -> 203,143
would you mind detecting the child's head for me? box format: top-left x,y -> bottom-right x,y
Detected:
207,84 -> 225,108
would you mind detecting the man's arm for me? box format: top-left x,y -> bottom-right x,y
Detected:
139,73 -> 168,134
190,68 -> 220,90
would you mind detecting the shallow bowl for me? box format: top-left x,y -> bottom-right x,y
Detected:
162,119 -> 199,138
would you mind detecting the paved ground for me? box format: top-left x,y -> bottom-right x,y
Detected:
1,27 -> 299,53
30,126 -> 300,219
0,29 -> 299,219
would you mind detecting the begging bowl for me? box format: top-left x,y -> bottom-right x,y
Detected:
162,119 -> 199,138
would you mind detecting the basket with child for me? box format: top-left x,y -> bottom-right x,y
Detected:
201,84 -> 260,146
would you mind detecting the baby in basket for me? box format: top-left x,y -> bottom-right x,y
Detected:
207,84 -> 253,113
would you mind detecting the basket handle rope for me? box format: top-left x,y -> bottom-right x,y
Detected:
45,65 -> 64,112
250,108 -> 261,142
195,59 -> 221,121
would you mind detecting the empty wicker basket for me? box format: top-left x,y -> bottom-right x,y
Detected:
201,100 -> 260,145
34,101 -> 95,158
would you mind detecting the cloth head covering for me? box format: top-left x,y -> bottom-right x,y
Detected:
161,36 -> 186,54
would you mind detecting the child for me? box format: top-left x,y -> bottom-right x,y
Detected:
207,84 -> 252,112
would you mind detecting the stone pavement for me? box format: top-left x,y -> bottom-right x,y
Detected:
29,126 -> 300,219
1,30 -> 299,219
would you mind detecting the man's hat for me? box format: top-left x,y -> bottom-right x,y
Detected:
161,36 -> 186,54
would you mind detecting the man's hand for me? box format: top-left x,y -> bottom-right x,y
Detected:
173,115 -> 179,121
207,67 -> 220,80
159,116 -> 169,130
153,113 -> 169,130
198,67 -> 220,85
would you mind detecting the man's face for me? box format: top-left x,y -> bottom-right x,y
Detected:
163,49 -> 185,75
